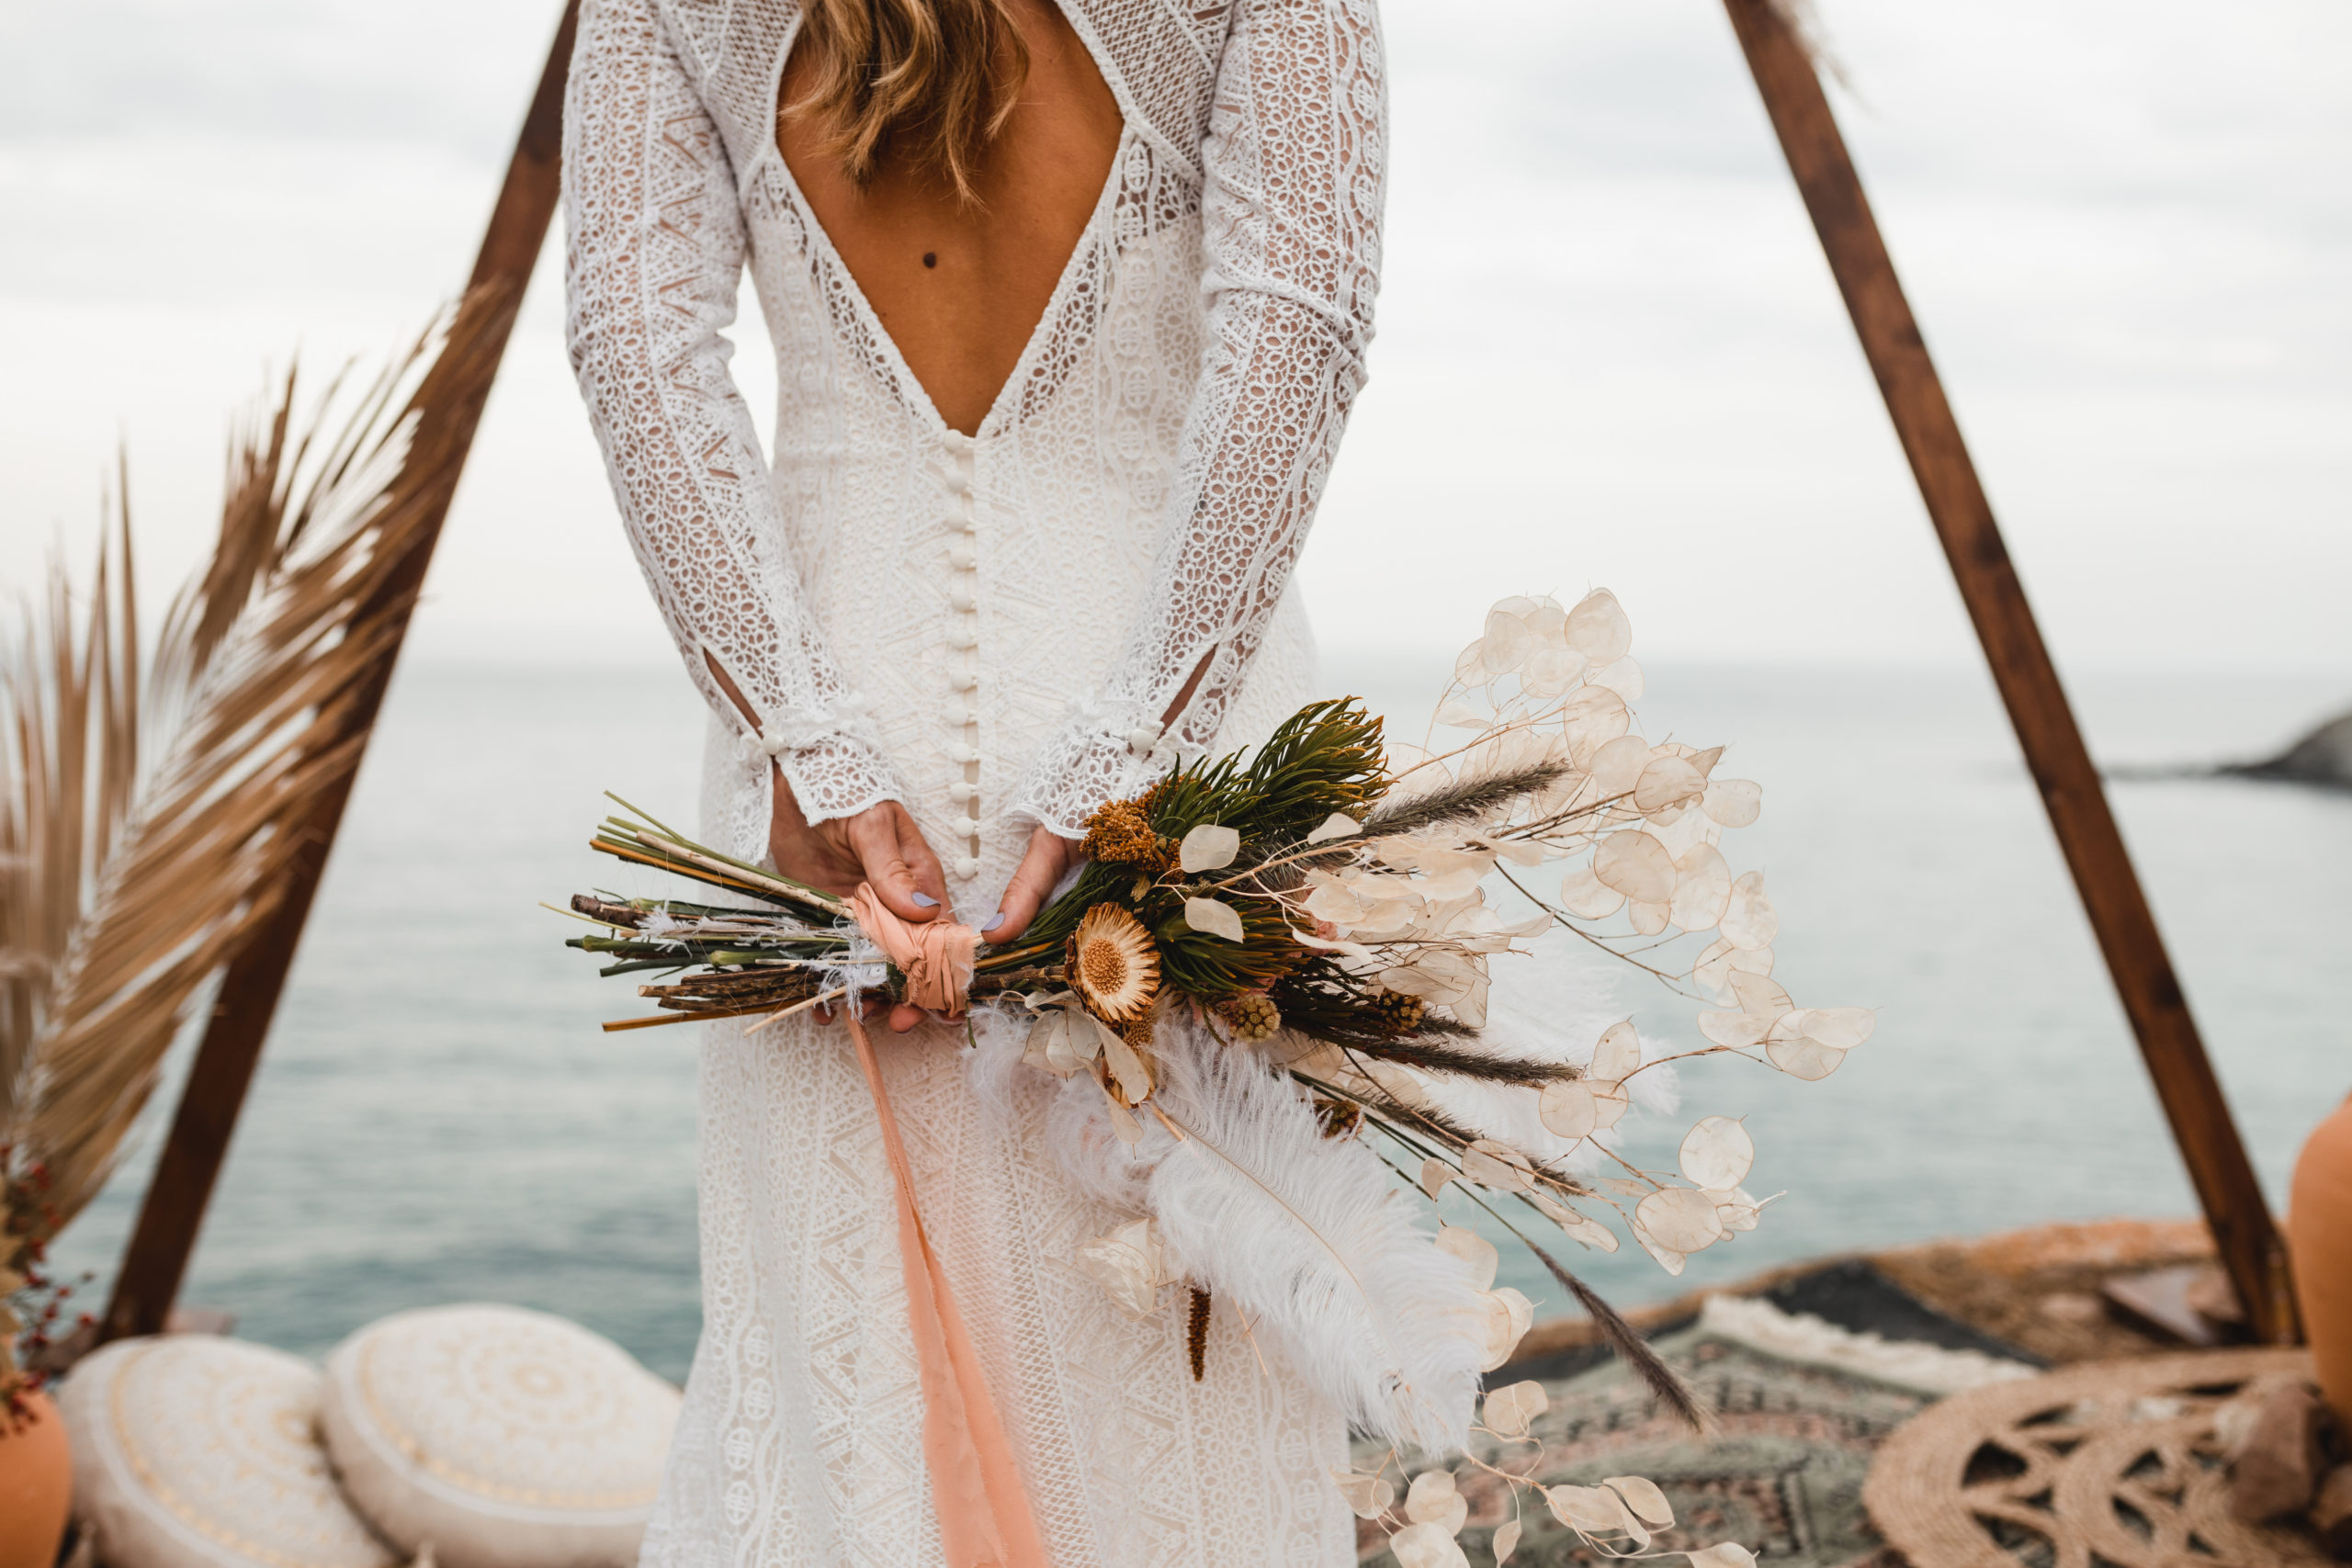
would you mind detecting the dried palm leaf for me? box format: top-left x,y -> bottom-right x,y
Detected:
2,467 -> 141,1133
1,307 -> 469,1257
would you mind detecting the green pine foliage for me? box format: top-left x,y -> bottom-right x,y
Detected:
1148,698 -> 1386,846
1149,891 -> 1303,1000
1017,700 -> 1386,998
1018,699 -> 1384,955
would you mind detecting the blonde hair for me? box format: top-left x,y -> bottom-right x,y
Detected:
783,0 -> 1032,202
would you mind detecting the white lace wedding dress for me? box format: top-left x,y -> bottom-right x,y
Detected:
563,0 -> 1385,1559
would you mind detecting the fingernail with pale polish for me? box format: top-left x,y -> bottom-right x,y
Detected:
910,891 -> 938,908
982,911 -> 1006,933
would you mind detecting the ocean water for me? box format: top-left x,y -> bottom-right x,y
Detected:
47,655 -> 2352,1383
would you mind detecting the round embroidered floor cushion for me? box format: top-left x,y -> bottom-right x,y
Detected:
58,1336 -> 399,1568
318,1304 -> 680,1568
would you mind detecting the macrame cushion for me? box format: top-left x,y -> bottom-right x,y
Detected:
58,1336 -> 400,1568
318,1304 -> 679,1568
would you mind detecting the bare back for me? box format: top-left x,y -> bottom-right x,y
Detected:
777,0 -> 1124,436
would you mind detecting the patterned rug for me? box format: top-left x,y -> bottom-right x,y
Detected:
1351,1285 -> 2039,1568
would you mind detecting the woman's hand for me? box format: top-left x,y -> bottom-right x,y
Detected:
984,826 -> 1081,946
768,764 -> 945,1033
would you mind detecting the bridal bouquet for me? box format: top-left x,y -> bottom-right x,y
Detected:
562,591 -> 1866,1566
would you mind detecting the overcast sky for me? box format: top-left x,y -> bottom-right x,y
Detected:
2,0 -> 2345,676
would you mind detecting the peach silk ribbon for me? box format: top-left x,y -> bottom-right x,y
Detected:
842,885 -> 1048,1568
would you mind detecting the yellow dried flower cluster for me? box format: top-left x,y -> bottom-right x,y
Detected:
1219,992 -> 1281,1043
1080,795 -> 1167,871
1313,1096 -> 1363,1138
1374,990 -> 1426,1033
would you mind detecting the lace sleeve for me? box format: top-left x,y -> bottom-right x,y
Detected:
563,0 -> 900,824
1007,0 -> 1387,839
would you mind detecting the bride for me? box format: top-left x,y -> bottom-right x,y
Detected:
562,0 -> 1385,1558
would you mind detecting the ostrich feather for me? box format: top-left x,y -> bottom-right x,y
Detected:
962,1004 -> 1033,1122
965,1004 -> 1159,1214
1146,1019 -> 1489,1455
1039,1056 -> 1159,1215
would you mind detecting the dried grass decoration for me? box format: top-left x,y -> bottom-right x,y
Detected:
2,329 -> 464,1418
560,592 -> 1866,1566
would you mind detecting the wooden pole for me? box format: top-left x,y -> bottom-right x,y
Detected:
99,0 -> 582,1343
1718,0 -> 2299,1343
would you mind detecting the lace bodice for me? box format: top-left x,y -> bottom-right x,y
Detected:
564,0 -> 1386,853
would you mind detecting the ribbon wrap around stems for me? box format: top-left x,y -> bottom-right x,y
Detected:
851,884 -> 979,1016
842,885 -> 1046,1568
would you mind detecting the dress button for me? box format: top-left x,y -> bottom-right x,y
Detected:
953,856 -> 982,879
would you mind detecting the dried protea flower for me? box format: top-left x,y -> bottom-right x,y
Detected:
1069,903 -> 1159,1023
1122,1014 -> 1156,1051
1375,989 -> 1427,1033
1080,796 -> 1165,869
1218,992 -> 1281,1043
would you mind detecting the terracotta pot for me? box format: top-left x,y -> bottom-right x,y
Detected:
2290,1092 -> 2352,1428
0,1388 -> 72,1568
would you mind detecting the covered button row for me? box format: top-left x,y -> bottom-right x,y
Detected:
944,430 -> 981,880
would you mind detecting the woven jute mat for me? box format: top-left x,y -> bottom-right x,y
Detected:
1863,1348 -> 2326,1568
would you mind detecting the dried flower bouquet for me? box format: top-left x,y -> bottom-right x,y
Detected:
562,591 -> 1867,1565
